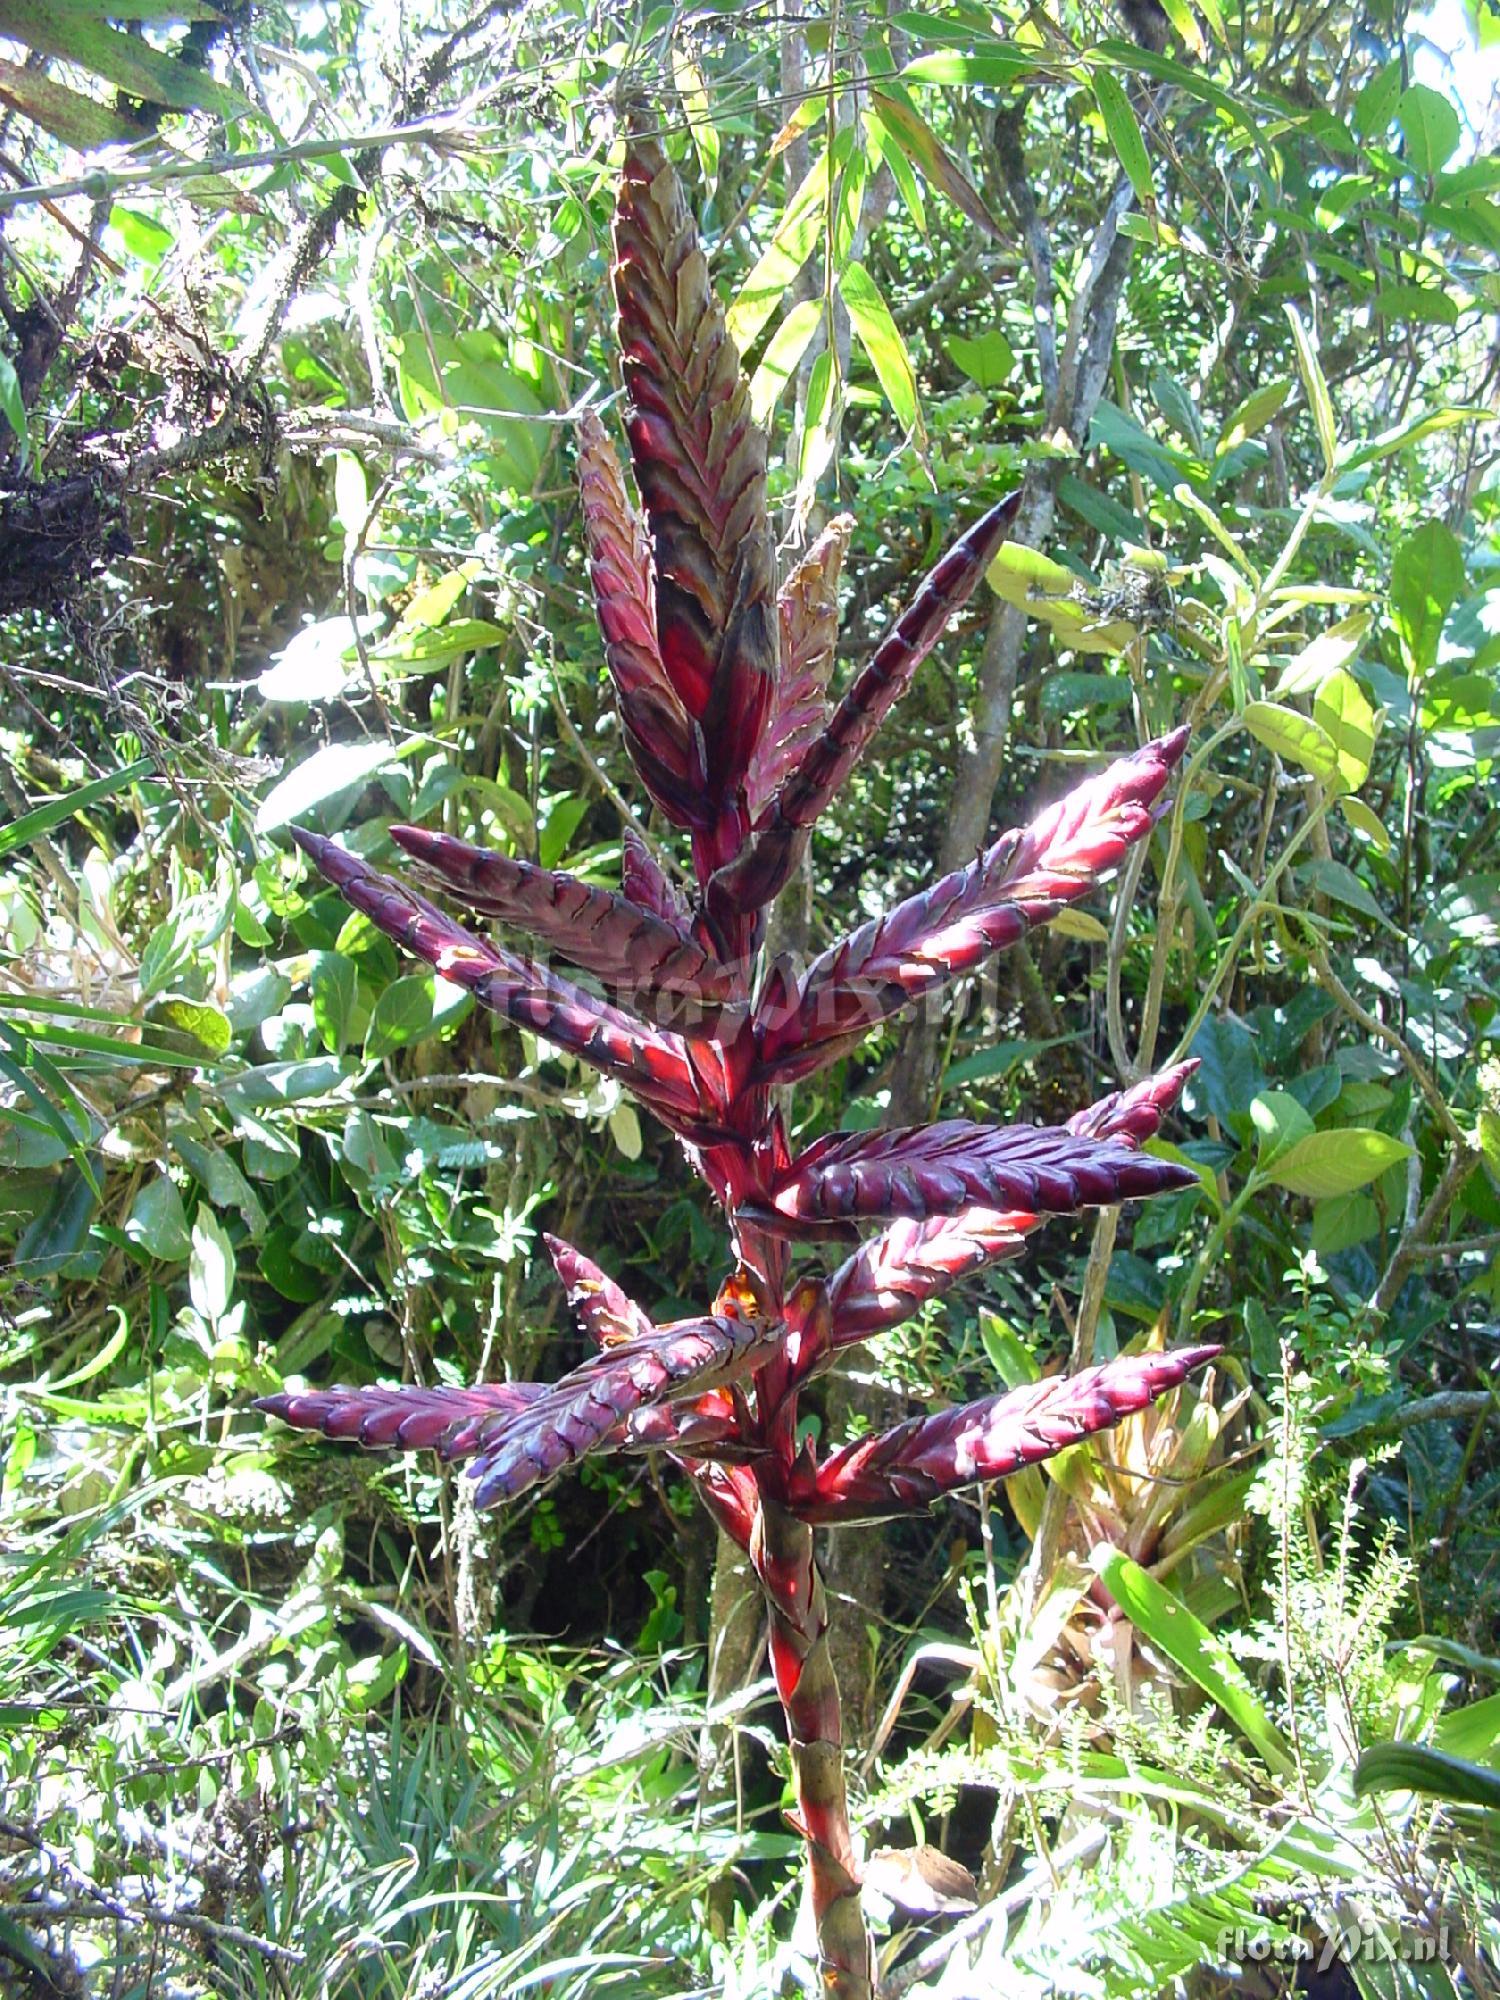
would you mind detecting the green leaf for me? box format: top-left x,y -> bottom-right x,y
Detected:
1391,520 -> 1465,679
0,350 -> 25,461
126,1173 -> 192,1262
0,757 -> 154,858
1338,794 -> 1392,853
1283,305 -> 1338,471
364,973 -> 471,1060
1251,1090 -> 1315,1166
946,329 -> 1015,389
1353,58 -> 1403,141
258,739 -> 412,834
1372,282 -> 1458,327
0,53 -> 145,145
1354,1741 -> 1500,1811
867,87 -> 1005,241
1342,404 -> 1488,470
672,44 -> 719,187
1263,1129 -> 1413,1199
1398,83 -> 1461,175
839,262 -> 922,437
189,1207 -> 236,1323
727,146 -> 833,352
748,298 -> 822,426
539,792 -> 590,870
1091,69 -> 1154,206
146,997 -> 233,1056
1433,1693 -> 1500,1765
1090,1545 -> 1295,1774
310,951 -> 358,1054
1275,612 -> 1372,696
901,48 -> 1033,86
1312,669 -> 1377,792
1243,701 -> 1341,785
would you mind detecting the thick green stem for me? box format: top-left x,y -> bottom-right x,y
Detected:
751,1493 -> 873,2000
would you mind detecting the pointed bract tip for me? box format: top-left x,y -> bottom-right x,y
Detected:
388,824 -> 443,863
1158,723 -> 1192,767
1174,1342 -> 1224,1373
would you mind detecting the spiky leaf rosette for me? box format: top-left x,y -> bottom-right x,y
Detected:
746,514 -> 853,824
789,1346 -> 1222,1522
613,119 -> 775,847
756,728 -> 1189,1081
826,1062 -> 1197,1342
709,491 -> 1023,920
389,824 -> 740,1025
751,1115 -> 1198,1239
291,829 -> 721,1137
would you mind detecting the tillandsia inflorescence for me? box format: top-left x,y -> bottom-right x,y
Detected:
260,111 -> 1217,2000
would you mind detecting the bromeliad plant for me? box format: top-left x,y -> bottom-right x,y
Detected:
260,116 -> 1215,1999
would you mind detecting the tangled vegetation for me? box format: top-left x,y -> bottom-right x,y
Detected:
0,0 -> 1497,1995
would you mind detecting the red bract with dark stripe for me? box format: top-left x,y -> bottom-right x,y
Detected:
259,113 -> 1218,2000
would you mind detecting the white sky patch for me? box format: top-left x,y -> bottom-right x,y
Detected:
1409,0 -> 1500,154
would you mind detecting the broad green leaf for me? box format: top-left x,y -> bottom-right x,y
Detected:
0,54 -> 145,146
1092,69 -> 1154,206
1283,306 -> 1337,471
1433,1693 -> 1500,1765
1391,520 -> 1465,678
539,792 -> 590,870
1373,283 -> 1458,327
1313,670 -> 1377,792
1354,1741 -> 1500,1811
867,87 -> 1005,241
1339,794 -> 1392,853
1218,378 -> 1290,453
1156,0 -> 1206,56
369,619 -> 507,664
748,299 -> 822,426
1243,701 -> 1341,785
867,104 -> 926,235
310,951 -> 358,1054
797,349 -> 839,502
1251,1090 -> 1315,1166
190,1208 -> 236,1323
364,973 -> 471,1059
0,757 -> 154,858
1091,1545 -> 1295,1774
127,1174 -> 191,1263
147,997 -> 233,1056
946,329 -> 1015,389
1398,83 -> 1461,175
1263,1128 -> 1413,1199
1275,612 -> 1372,696
258,738 -> 416,834
840,262 -> 922,436
397,566 -> 478,632
1353,58 -> 1403,140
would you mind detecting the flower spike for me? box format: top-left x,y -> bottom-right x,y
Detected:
751,1114 -> 1198,1239
755,730 -> 1189,1081
708,491 -> 1023,919
389,824 -> 739,1025
291,829 -> 719,1136
790,1346 -> 1222,1522
613,118 -> 776,840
